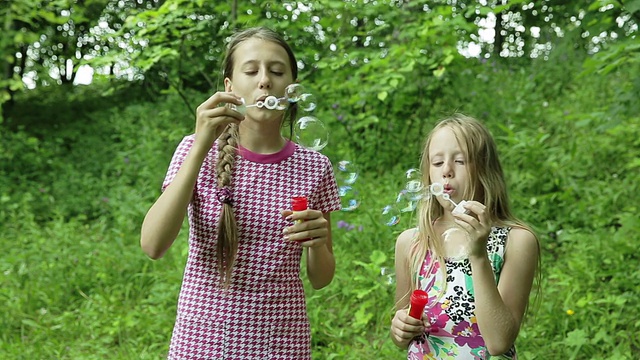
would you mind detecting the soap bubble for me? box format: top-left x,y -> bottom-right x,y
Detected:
338,185 -> 361,212
231,98 -> 247,115
335,160 -> 359,186
294,116 -> 329,151
396,190 -> 418,213
275,97 -> 288,110
380,204 -> 401,226
405,168 -> 423,193
298,93 -> 317,112
285,83 -> 307,103
380,267 -> 396,285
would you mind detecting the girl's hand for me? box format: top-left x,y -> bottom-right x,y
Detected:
280,209 -> 328,248
390,309 -> 430,348
452,200 -> 491,258
194,92 -> 245,147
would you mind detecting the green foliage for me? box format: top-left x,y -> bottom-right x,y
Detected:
3,49 -> 640,358
1,1 -> 640,359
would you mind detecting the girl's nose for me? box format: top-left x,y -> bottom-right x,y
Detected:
259,73 -> 271,89
442,162 -> 453,179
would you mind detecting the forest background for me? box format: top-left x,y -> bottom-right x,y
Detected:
1,0 -> 639,359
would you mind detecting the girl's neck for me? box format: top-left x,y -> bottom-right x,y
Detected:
238,122 -> 287,154
436,211 -> 456,224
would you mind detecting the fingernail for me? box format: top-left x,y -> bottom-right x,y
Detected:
283,235 -> 289,241
285,215 -> 293,221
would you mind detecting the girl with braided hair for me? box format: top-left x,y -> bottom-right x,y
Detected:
140,27 -> 341,359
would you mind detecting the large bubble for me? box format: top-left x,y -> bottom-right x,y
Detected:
294,116 -> 329,151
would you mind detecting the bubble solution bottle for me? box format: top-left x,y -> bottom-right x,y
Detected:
408,289 -> 429,319
291,196 -> 308,224
291,197 -> 311,242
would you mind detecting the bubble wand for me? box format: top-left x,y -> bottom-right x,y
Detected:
429,183 -> 469,215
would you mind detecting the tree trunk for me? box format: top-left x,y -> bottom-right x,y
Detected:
494,11 -> 503,57
231,0 -> 237,28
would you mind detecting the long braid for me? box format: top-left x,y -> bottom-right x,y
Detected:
216,123 -> 239,288
214,26 -> 298,288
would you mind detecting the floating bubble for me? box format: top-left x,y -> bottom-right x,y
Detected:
380,267 -> 396,286
338,185 -> 361,212
380,204 -> 401,226
338,188 -> 360,212
231,98 -> 246,115
396,190 -> 418,213
285,83 -> 307,103
298,93 -> 317,112
275,97 -> 288,110
294,116 -> 329,151
335,160 -> 359,186
405,168 -> 423,193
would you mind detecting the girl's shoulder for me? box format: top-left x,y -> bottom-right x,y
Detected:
505,226 -> 538,250
396,227 -> 419,248
292,142 -> 331,163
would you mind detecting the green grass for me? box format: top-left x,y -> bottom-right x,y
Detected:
1,60 -> 639,359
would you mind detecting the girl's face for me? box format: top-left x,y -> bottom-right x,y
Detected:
224,38 -> 295,123
428,126 -> 470,209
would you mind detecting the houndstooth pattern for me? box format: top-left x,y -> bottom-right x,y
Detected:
162,135 -> 341,360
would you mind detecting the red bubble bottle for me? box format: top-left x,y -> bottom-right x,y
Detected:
408,289 -> 429,319
291,196 -> 311,242
291,196 -> 308,224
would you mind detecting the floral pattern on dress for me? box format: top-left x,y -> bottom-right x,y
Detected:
407,227 -> 517,360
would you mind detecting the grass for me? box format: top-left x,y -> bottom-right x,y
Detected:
1,60 -> 639,359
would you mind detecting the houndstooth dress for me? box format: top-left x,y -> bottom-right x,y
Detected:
162,135 -> 341,360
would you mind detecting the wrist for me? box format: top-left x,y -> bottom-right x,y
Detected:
468,252 -> 490,265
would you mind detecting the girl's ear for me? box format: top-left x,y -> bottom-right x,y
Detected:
224,78 -> 232,92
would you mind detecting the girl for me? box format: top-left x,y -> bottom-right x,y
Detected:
140,27 -> 341,359
390,114 -> 540,359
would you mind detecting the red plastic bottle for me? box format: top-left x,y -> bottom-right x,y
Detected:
291,196 -> 308,225
408,289 -> 429,319
291,197 -> 311,242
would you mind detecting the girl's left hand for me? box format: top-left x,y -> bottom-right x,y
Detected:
280,209 -> 328,248
452,200 -> 491,257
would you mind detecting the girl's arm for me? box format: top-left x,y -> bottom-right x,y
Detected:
281,210 -> 335,289
140,141 -> 210,259
140,92 -> 244,259
469,227 -> 538,355
305,213 -> 335,289
390,229 -> 426,349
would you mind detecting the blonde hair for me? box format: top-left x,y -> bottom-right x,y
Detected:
408,113 -> 540,308
215,27 -> 298,287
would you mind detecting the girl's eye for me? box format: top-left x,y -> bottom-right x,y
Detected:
432,162 -> 443,167
245,71 -> 258,75
455,160 -> 465,165
271,71 -> 284,76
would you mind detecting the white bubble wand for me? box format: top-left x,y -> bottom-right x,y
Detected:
429,182 -> 469,215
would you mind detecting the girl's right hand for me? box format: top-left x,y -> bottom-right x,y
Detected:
194,92 -> 245,147
390,309 -> 430,349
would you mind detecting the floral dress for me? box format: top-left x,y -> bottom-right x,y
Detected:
408,227 -> 517,360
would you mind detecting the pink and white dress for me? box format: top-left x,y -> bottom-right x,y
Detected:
162,136 -> 341,359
